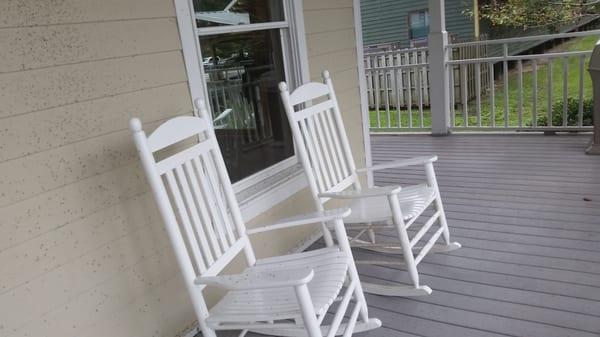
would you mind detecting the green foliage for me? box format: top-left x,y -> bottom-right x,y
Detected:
466,0 -> 600,30
535,97 -> 594,126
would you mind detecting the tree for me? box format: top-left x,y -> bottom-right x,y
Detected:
467,0 -> 600,30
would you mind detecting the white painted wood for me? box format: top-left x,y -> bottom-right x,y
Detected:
428,0 -> 451,135
130,105 -> 380,337
279,73 -> 461,297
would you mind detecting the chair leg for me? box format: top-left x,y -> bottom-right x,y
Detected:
294,284 -> 322,337
425,162 -> 461,251
369,193 -> 432,297
366,222 -> 376,244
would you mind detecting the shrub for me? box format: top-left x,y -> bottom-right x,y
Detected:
535,97 -> 594,127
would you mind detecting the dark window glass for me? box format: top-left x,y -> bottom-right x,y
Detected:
409,10 -> 430,40
194,0 -> 284,28
200,29 -> 294,182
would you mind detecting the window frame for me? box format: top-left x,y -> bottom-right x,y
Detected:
174,0 -> 310,221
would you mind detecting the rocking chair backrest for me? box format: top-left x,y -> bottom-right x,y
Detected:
130,100 -> 256,292
279,71 -> 361,207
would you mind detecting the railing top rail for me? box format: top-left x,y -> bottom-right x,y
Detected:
364,62 -> 429,71
364,46 -> 428,57
448,50 -> 592,65
448,29 -> 600,48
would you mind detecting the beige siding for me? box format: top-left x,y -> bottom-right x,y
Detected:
0,1 -> 364,337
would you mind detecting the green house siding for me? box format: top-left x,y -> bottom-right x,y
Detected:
360,0 -> 475,48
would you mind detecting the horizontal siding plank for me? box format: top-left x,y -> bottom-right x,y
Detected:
0,0 -> 174,28
0,82 -> 191,162
304,8 -> 355,35
0,18 -> 180,73
0,162 -> 148,251
0,50 -> 187,118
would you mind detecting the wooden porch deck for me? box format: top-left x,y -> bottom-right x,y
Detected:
210,133 -> 600,337
357,133 -> 600,337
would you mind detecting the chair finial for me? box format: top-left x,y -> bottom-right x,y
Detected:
129,118 -> 142,132
278,81 -> 288,92
322,70 -> 330,80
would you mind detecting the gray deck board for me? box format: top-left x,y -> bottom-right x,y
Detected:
204,134 -> 600,337
360,134 -> 600,337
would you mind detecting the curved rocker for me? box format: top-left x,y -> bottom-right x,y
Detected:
279,70 -> 462,297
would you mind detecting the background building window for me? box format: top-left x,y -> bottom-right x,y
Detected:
408,10 -> 430,41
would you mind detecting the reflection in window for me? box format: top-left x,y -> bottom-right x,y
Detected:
409,10 -> 430,41
194,0 -> 284,28
200,29 -> 294,182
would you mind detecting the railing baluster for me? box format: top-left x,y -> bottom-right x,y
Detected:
449,63 -> 456,127
489,62 -> 495,127
461,64 -> 468,127
384,54 -> 391,128
394,66 -> 401,128
579,55 -> 585,127
547,58 -> 553,127
374,60 -> 381,128
518,60 -> 523,127
475,62 -> 482,127
418,65 -> 424,127
407,63 -> 413,128
503,44 -> 509,128
563,57 -> 569,127
532,60 -> 538,128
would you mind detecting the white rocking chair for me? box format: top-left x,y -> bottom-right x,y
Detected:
130,100 -> 381,337
278,71 -> 461,297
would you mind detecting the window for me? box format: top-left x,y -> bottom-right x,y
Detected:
177,0 -> 307,183
408,10 -> 430,41
175,0 -> 309,218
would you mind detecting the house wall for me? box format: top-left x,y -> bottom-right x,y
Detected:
0,0 -> 365,337
360,0 -> 476,47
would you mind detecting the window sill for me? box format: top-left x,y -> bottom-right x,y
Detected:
234,157 -> 308,222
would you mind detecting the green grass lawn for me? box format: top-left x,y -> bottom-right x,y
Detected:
370,35 -> 596,129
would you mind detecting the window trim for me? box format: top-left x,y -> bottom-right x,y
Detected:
174,0 -> 310,221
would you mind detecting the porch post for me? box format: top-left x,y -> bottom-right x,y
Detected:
586,40 -> 600,154
428,0 -> 451,135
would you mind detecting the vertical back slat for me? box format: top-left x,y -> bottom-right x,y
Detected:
193,155 -> 230,252
306,115 -> 332,189
184,160 -> 221,261
175,164 -> 214,267
318,111 -> 343,183
203,152 -> 237,245
313,113 -> 340,184
324,109 -> 350,178
299,118 -> 326,192
190,157 -> 224,258
165,170 -> 206,273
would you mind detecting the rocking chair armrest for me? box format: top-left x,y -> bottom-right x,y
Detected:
246,208 -> 352,235
318,185 -> 402,199
356,155 -> 438,173
195,267 -> 315,290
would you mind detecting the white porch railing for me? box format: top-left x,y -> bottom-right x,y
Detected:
367,29 -> 600,132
